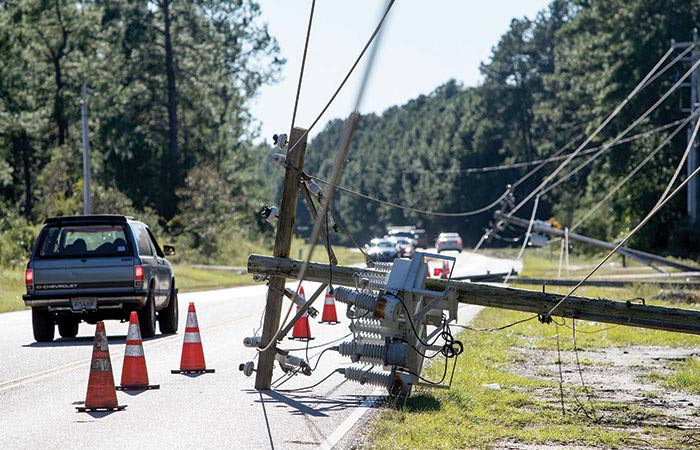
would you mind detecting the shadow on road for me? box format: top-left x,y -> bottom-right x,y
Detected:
250,389 -> 381,417
22,333 -> 172,348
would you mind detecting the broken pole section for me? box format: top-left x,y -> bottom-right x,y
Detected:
248,254 -> 700,335
496,212 -> 700,272
255,128 -> 308,390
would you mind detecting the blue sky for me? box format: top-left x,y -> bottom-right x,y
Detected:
250,1 -> 551,143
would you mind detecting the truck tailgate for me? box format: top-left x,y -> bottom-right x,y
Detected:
32,257 -> 136,294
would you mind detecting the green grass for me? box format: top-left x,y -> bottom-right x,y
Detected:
367,249 -> 700,449
664,357 -> 700,394
0,266 -> 25,313
367,305 -> 693,450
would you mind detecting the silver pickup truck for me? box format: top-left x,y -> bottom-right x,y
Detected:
23,215 -> 178,342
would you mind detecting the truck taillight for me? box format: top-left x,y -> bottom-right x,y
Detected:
134,265 -> 144,288
438,240 -> 445,245
25,269 -> 34,292
456,239 -> 462,245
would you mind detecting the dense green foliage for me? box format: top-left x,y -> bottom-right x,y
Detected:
306,0 -> 700,256
0,0 -> 282,265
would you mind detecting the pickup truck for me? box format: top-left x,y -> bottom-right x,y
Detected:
23,215 -> 178,342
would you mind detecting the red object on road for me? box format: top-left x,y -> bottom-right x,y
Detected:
77,322 -> 126,412
320,286 -> 339,324
441,260 -> 450,279
117,312 -> 159,391
291,287 -> 314,340
172,302 -> 215,374
434,267 -> 442,277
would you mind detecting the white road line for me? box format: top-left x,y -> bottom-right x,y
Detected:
318,390 -> 383,450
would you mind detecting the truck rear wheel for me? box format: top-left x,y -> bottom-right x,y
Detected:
138,290 -> 157,338
158,282 -> 179,334
57,318 -> 79,338
32,308 -> 55,342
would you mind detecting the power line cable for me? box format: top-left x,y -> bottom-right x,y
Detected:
290,0 -> 316,131
284,0 -> 396,157
506,46 -> 677,218
257,0 -> 395,353
405,118 -> 688,175
571,111 -> 700,231
546,155 -> 700,318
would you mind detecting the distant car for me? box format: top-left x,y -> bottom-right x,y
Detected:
366,238 -> 400,262
388,236 -> 415,258
23,215 -> 178,342
436,232 -> 463,253
387,227 -> 427,248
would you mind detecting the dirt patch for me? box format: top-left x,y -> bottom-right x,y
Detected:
498,346 -> 700,449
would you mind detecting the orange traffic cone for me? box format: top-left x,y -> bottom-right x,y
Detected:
320,286 -> 339,324
117,312 -> 159,391
171,302 -> 215,374
76,322 -> 126,412
290,287 -> 313,340
441,260 -> 450,279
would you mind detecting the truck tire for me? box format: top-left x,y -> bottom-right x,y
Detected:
57,318 -> 79,338
32,308 -> 55,342
158,282 -> 179,334
138,289 -> 157,338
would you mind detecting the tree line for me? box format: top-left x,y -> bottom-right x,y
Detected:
0,0 -> 282,265
304,0 -> 700,257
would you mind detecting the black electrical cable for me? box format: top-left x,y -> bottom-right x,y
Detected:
276,369 -> 340,393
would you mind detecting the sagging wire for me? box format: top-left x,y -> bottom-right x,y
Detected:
544,131 -> 700,319
571,110 -> 700,231
276,369 -> 340,393
506,45 -> 679,219
257,0 -> 395,357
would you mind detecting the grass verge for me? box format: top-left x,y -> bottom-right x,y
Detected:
368,304 -> 698,449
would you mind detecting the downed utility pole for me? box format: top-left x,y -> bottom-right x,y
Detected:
255,128 -> 308,391
248,253 -> 700,335
496,212 -> 700,272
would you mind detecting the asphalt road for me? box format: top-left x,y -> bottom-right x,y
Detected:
0,250 -> 520,450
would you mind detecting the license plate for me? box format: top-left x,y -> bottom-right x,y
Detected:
71,298 -> 97,311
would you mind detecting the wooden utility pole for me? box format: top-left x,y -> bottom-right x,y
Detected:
248,254 -> 700,336
255,128 -> 308,390
80,83 -> 92,215
676,31 -> 700,231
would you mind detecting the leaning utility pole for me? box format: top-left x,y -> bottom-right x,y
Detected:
676,30 -> 700,231
80,83 -> 92,215
255,128 -> 308,390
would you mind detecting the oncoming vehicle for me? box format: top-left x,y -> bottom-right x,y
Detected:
436,232 -> 463,253
388,236 -> 415,258
23,215 -> 178,342
365,238 -> 400,262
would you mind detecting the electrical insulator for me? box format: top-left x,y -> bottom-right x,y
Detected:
341,366 -> 392,388
340,367 -> 413,397
239,361 -> 255,377
272,133 -> 288,149
305,179 -> 323,199
275,352 -> 311,376
355,272 -> 387,291
270,153 -> 286,167
285,287 -> 319,318
349,318 -> 384,335
243,335 -> 262,348
367,261 -> 393,272
334,287 -> 400,321
337,340 -> 408,366
260,205 -> 278,223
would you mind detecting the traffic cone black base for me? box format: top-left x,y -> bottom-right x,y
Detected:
116,384 -> 160,391
171,368 -> 216,374
76,404 -> 127,413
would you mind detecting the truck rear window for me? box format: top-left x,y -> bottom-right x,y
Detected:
37,224 -> 133,258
